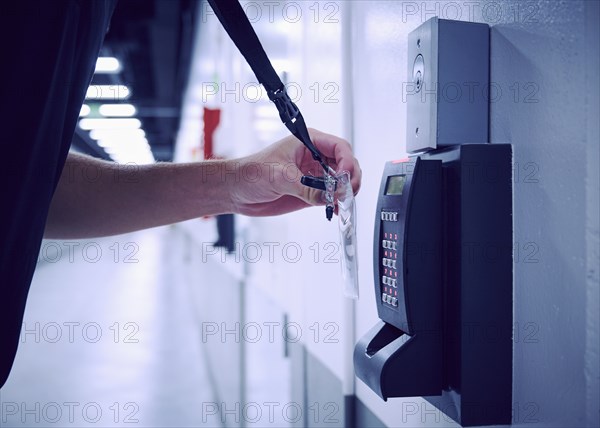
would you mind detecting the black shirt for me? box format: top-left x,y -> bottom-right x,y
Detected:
0,0 -> 117,388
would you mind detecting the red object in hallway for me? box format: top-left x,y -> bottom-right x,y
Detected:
203,107 -> 221,160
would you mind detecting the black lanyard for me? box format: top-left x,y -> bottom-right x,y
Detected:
206,0 -> 330,174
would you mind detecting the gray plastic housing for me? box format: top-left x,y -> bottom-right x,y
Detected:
406,18 -> 490,153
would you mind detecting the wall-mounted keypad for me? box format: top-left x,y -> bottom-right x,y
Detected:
381,228 -> 399,307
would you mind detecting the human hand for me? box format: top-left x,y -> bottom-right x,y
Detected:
230,128 -> 361,217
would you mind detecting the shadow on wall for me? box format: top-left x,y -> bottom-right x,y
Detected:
491,15 -> 592,427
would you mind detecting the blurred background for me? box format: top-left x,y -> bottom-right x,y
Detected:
1,1 -> 598,427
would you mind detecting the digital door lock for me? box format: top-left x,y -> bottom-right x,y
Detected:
354,17 -> 513,427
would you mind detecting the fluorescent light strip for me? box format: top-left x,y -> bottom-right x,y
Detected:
96,138 -> 148,148
79,118 -> 141,131
86,85 -> 131,100
79,104 -> 91,117
89,128 -> 146,141
99,104 -> 137,117
95,57 -> 121,74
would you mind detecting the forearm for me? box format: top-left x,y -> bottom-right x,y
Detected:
45,152 -> 235,239
45,130 -> 360,238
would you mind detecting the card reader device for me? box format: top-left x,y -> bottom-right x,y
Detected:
354,156 -> 443,399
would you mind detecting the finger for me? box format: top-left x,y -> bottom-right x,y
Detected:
348,158 -> 362,195
307,129 -> 354,171
308,129 -> 362,195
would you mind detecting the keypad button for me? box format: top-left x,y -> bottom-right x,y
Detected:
392,260 -> 397,269
392,297 -> 398,307
386,294 -> 392,304
382,276 -> 387,285
382,293 -> 387,302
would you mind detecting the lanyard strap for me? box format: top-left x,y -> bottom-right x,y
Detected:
207,0 -> 330,173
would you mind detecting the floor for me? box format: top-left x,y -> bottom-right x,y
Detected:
0,227 -> 217,427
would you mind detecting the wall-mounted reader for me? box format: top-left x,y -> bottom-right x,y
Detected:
355,17 -> 513,427
354,157 -> 443,399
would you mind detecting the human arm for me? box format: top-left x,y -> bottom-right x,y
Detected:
44,128 -> 361,239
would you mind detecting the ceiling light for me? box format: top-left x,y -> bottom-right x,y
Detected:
95,57 -> 121,74
86,85 -> 131,100
89,128 -> 146,141
97,136 -> 148,148
79,104 -> 91,117
79,118 -> 141,131
99,104 -> 137,117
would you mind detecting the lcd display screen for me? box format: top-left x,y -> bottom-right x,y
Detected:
385,175 -> 406,195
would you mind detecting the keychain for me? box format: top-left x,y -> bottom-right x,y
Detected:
300,171 -> 337,221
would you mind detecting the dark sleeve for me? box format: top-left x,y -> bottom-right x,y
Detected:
0,0 -> 118,388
